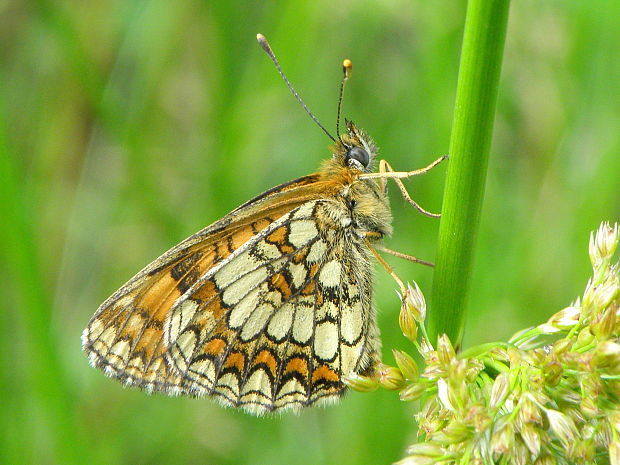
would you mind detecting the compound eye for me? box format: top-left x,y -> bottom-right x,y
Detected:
345,146 -> 370,168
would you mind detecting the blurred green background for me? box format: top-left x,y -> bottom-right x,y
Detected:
2,0 -> 619,464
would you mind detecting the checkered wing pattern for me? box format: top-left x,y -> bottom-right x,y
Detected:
83,197 -> 380,414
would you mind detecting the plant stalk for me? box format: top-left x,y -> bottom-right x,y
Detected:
429,0 -> 511,346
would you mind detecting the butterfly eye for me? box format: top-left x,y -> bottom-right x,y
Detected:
345,146 -> 370,168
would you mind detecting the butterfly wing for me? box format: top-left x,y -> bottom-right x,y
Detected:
164,200 -> 380,414
82,175 -> 320,394
82,213 -> 293,395
83,176 -> 381,414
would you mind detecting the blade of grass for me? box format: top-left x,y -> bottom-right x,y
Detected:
0,85 -> 91,464
429,0 -> 511,345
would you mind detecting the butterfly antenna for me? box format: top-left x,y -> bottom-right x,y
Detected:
336,59 -> 352,138
257,33 -> 336,142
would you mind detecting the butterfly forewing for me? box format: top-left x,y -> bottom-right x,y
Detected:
83,176 -> 319,395
82,165 -> 385,414
83,218 -> 282,395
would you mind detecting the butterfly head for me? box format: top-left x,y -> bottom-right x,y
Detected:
332,120 -> 377,173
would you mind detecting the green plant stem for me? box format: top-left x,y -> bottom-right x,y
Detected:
429,0 -> 511,345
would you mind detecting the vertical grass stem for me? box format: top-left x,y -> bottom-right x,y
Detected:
429,0 -> 511,345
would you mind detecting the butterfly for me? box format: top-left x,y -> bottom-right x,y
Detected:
82,34 -> 446,415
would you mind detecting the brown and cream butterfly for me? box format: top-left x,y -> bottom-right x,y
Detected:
82,34 -> 446,415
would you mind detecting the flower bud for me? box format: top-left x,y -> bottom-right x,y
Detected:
543,359 -> 563,386
491,421 -> 514,455
581,373 -> 602,397
437,378 -> 454,411
517,397 -> 543,425
573,328 -> 595,351
489,373 -> 510,409
399,381 -> 428,402
552,337 -> 573,355
404,281 -> 427,322
582,278 -> 597,311
539,306 -> 581,333
437,334 -> 456,365
399,295 -> 418,343
545,409 -> 577,447
579,396 -> 599,418
420,338 -> 434,357
343,373 -> 379,392
590,222 -> 619,267
442,420 -> 471,442
417,398 -> 442,435
377,363 -> 405,391
594,340 -> 620,373
593,275 -> 619,311
392,349 -> 419,380
406,443 -> 446,458
507,348 -> 523,367
592,306 -> 616,340
520,424 -> 541,457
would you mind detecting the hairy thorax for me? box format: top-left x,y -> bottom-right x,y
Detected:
314,163 -> 393,242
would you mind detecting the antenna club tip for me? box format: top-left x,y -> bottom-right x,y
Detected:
256,32 -> 273,56
342,59 -> 353,78
256,33 -> 272,54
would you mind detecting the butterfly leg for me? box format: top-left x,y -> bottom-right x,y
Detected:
366,240 -> 407,295
358,155 -> 446,217
364,231 -> 434,269
360,154 -> 447,181
379,158 -> 445,218
373,244 -> 434,268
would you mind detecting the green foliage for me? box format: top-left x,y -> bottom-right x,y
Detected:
393,223 -> 620,464
1,1 -> 619,464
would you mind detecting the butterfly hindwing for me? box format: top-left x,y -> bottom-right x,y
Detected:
164,200 -> 380,414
